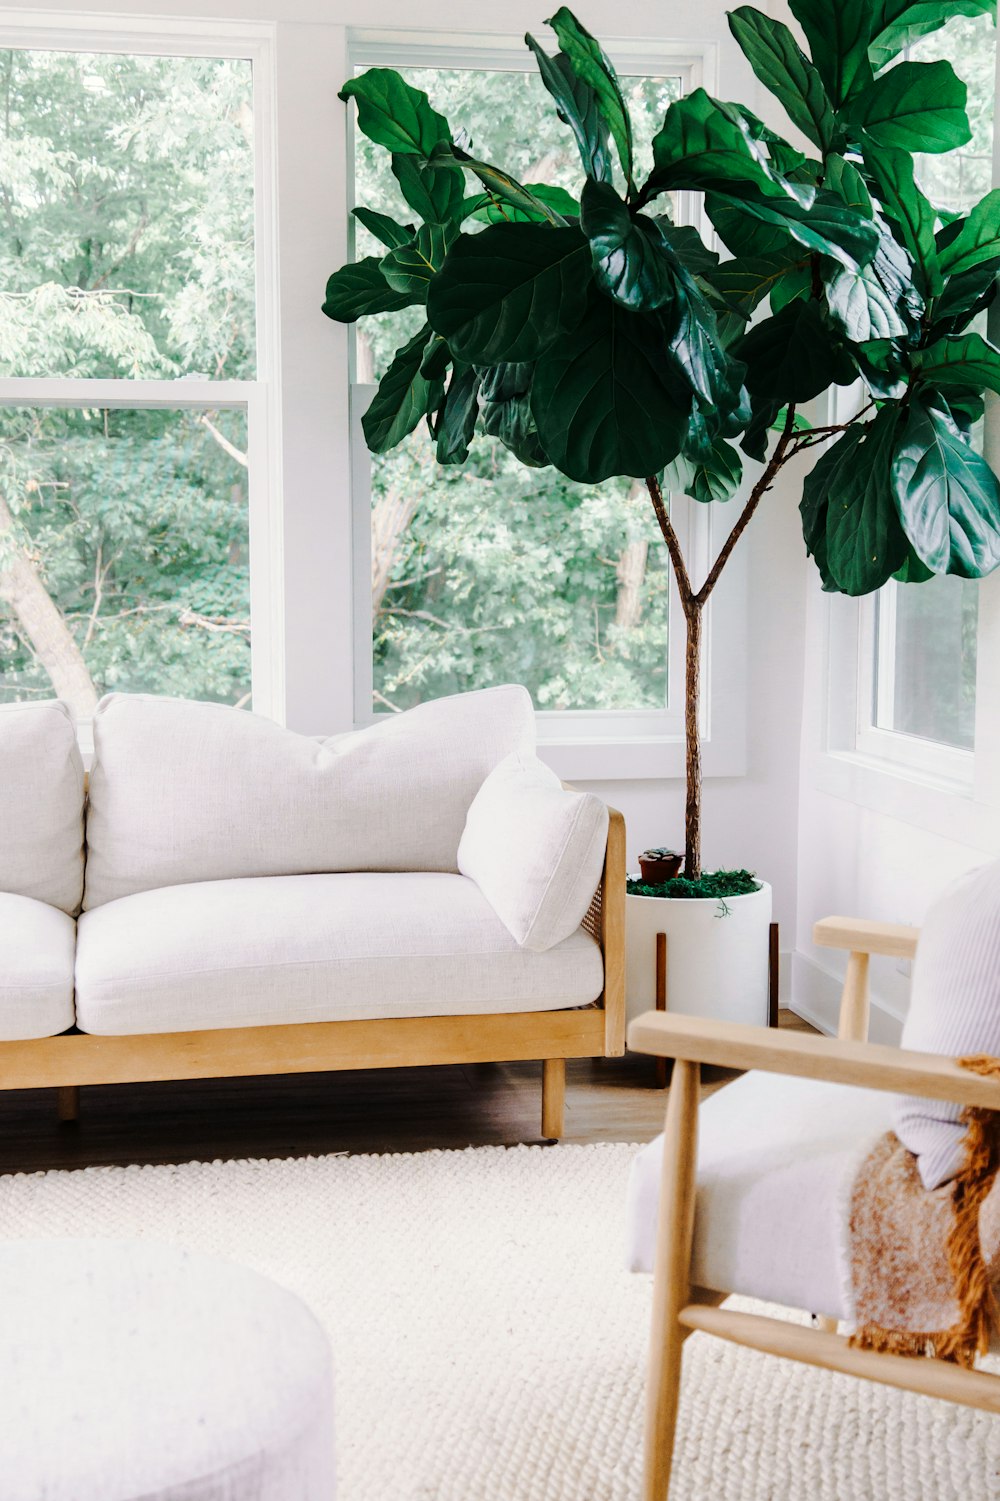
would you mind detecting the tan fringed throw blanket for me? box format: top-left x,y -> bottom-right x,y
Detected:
848,1056 -> 1000,1365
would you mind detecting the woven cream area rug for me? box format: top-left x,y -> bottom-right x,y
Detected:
2,1141 -> 999,1500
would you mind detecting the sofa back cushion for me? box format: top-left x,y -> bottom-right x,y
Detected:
83,687 -> 534,909
893,858 -> 1000,1190
0,700 -> 85,915
457,752 -> 608,952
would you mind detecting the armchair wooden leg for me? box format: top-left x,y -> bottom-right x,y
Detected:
541,1058 -> 565,1139
57,1086 -> 79,1124
644,1058 -> 700,1501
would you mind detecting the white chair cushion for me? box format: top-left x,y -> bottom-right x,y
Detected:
458,752 -> 608,952
0,893 -> 75,1039
83,685 -> 535,910
626,1072 -> 894,1320
0,1238 -> 334,1501
894,857 -> 1000,1190
0,700 -> 84,915
74,871 -> 604,1034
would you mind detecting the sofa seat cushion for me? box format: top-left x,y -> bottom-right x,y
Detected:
0,892 -> 76,1039
74,872 -> 604,1035
625,1071 -> 895,1321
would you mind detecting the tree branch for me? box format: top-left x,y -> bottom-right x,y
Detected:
694,402 -> 799,607
644,474 -> 695,610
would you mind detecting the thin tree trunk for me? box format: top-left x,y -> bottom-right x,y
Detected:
0,491 -> 98,718
683,603 -> 703,880
614,537 -> 648,631
371,485 -> 419,624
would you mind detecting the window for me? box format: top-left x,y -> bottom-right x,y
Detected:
346,43 -> 731,763
0,36 -> 281,723
854,9 -> 995,776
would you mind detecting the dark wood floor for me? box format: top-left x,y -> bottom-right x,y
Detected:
0,1010 -> 815,1176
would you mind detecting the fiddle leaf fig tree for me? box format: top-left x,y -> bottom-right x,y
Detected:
324,1 -> 1000,882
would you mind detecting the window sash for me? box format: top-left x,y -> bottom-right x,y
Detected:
345,39 -> 741,768
0,18 -> 285,724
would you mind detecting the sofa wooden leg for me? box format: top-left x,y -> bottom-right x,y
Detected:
57,1086 -> 79,1124
541,1058 -> 565,1140
644,1057 -> 700,1501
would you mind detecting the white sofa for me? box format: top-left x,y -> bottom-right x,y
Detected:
0,688 -> 624,1138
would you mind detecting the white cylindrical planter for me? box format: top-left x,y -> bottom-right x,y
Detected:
625,882 -> 773,1028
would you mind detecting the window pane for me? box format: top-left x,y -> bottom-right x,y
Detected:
354,65 -> 682,713
0,406 -> 251,713
371,428 -> 669,713
876,577 -> 978,750
0,50 -> 255,379
910,13 -> 996,214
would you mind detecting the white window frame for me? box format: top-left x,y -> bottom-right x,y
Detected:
345,29 -> 747,780
0,12 -> 285,727
853,586 -> 976,787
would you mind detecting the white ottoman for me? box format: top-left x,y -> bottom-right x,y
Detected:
0,1239 -> 335,1501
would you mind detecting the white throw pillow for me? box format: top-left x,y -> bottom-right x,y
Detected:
0,700 -> 85,915
457,751 -> 608,952
894,858 -> 1000,1190
83,686 -> 534,909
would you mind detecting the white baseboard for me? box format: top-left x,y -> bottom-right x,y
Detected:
786,950 -> 905,1045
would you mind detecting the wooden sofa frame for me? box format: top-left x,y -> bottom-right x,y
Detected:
629,914 -> 1000,1501
3,807 -> 626,1140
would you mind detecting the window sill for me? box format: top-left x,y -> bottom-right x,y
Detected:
537,733 -> 746,783
812,748 -> 999,851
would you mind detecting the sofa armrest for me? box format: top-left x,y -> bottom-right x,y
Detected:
597,806 -> 626,1057
627,1010 -> 1000,1110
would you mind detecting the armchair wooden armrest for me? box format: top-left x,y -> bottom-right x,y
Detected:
813,916 -> 919,960
626,1010 -> 1000,1110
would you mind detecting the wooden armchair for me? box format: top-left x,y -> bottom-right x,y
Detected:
627,916 -> 1000,1501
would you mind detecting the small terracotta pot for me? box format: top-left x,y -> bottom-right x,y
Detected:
638,849 -> 683,884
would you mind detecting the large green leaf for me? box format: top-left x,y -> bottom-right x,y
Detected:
525,34 -> 614,185
932,258 -> 1000,333
824,225 -> 920,341
352,207 -> 414,250
340,69 -> 451,158
426,223 -> 591,364
380,223 -> 456,299
362,326 -> 445,453
868,0 -> 995,70
735,299 -> 855,404
704,254 -> 803,320
424,143 -> 567,225
391,152 -> 464,227
663,437 -> 743,504
891,394 -> 1000,576
580,181 -> 676,310
530,295 -> 688,482
863,146 -> 942,298
480,369 -> 550,467
646,89 -> 798,202
710,184 -> 879,270
787,0 -> 874,106
844,61 -> 970,154
799,424 -> 865,587
666,273 -> 748,418
824,156 -> 874,218
321,257 -> 417,322
434,364 -> 481,465
939,191 -> 1000,279
547,6 -> 635,192
472,182 -> 580,225
915,331 -> 1000,394
727,7 -> 836,150
824,406 -> 910,595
